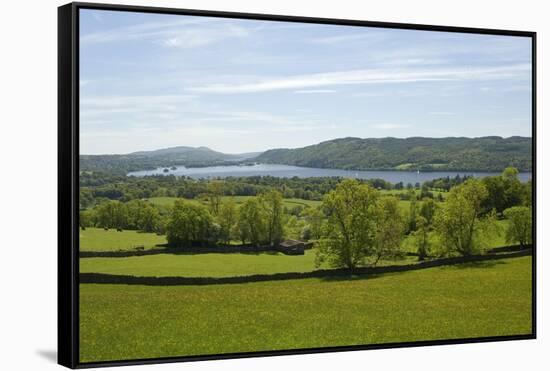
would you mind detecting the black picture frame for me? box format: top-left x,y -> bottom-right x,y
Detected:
58,2 -> 537,368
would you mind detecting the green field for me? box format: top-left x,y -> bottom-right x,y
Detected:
80,256 -> 532,363
80,228 -> 167,252
146,196 -> 321,209
79,250 -> 419,277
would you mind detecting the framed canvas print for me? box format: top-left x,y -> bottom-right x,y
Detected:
58,2 -> 536,368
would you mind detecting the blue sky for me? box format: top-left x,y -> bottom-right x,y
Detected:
80,9 -> 532,155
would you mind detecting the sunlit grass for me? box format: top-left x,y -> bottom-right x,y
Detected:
80,256 -> 532,363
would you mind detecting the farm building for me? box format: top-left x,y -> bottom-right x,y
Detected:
277,239 -> 312,255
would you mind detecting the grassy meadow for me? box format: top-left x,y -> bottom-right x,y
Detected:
80,227 -> 167,252
80,250 -> 421,277
80,256 -> 532,363
78,168 -> 533,363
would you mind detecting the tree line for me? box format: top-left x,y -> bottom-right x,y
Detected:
80,167 -> 532,270
314,168 -> 532,271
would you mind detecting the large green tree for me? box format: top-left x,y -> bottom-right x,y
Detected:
217,198 -> 237,244
316,179 -> 379,270
434,179 -> 499,256
260,190 -> 284,246
166,200 -> 214,247
94,200 -> 128,230
237,198 -> 268,246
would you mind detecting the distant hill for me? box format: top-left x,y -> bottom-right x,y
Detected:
254,136 -> 532,172
80,146 -> 258,174
81,137 -> 532,175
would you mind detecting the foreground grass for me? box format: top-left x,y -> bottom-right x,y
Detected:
80,256 -> 532,362
79,250 -> 418,277
80,228 -> 167,252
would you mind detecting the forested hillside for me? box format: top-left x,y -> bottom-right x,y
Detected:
80,146 -> 259,174
255,136 -> 532,172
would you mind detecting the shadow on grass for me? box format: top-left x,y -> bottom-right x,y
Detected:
160,250 -> 283,257
319,271 -> 402,283
449,260 -> 506,269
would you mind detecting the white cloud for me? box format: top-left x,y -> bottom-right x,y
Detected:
310,33 -> 383,45
163,25 -> 249,49
293,89 -> 337,94
372,123 -> 411,130
81,17 -> 249,48
190,64 -> 531,94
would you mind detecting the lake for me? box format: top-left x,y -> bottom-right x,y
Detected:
127,163 -> 532,184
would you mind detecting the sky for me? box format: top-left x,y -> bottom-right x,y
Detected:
79,9 -> 533,155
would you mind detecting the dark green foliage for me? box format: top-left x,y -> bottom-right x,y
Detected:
256,136 -> 532,172
482,167 -> 531,213
79,172 -> 401,208
261,190 -> 285,246
316,180 -> 405,270
166,200 -> 215,247
237,198 -> 268,246
94,201 -> 128,230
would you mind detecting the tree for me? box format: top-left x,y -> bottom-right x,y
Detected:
140,205 -> 161,233
522,180 -> 533,207
482,167 -> 524,213
503,206 -> 532,248
260,190 -> 284,246
166,200 -> 214,247
207,180 -> 224,215
94,200 -> 128,230
419,198 -> 436,225
407,190 -> 418,233
285,215 -> 306,240
413,216 -> 430,260
217,198 -> 237,244
371,197 -> 405,265
237,198 -> 267,246
123,199 -> 161,232
315,179 -> 379,271
301,206 -> 325,240
434,179 -> 499,256
79,209 -> 94,230
80,188 -> 94,209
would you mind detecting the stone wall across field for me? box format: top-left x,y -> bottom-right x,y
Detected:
80,243 -> 524,258
79,242 -> 314,258
79,248 -> 532,286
